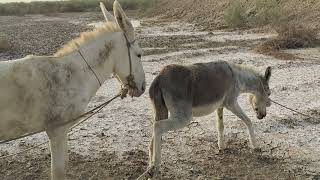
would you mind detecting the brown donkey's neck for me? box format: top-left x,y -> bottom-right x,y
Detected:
230,64 -> 262,95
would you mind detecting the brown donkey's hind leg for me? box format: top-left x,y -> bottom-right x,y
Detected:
149,94 -> 168,169
148,77 -> 168,173
151,90 -> 193,176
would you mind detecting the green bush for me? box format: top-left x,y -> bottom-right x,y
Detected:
224,0 -> 247,28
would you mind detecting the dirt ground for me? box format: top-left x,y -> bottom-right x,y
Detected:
150,0 -> 320,30
0,13 -> 320,180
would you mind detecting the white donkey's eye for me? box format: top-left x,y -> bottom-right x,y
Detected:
137,54 -> 142,58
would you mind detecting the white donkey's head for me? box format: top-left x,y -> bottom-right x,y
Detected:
100,1 -> 145,97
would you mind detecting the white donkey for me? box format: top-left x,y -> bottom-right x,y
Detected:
140,61 -> 272,179
0,1 -> 145,180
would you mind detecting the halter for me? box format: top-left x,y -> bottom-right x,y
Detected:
123,33 -> 138,91
77,32 -> 138,93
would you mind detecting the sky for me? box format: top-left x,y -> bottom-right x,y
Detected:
1,0 -> 63,3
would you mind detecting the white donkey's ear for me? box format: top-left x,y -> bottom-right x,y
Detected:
100,2 -> 116,22
113,0 -> 135,41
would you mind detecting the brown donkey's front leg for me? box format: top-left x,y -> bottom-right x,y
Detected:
226,102 -> 257,149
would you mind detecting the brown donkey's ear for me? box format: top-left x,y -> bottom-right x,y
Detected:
265,66 -> 272,82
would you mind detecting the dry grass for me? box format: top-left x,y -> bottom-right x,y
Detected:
224,0 -> 286,28
275,24 -> 320,49
255,24 -> 320,60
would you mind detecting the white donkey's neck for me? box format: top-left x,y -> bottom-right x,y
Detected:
231,64 -> 262,95
61,31 -> 124,98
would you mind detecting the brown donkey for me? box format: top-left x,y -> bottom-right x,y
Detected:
142,61 -> 272,178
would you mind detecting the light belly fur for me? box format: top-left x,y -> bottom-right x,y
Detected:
192,99 -> 224,117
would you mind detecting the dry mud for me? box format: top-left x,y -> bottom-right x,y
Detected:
0,14 -> 320,180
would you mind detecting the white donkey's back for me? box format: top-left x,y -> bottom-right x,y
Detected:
0,55 -> 87,141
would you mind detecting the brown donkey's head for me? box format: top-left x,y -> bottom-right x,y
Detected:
249,67 -> 272,119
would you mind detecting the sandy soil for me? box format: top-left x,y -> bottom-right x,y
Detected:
0,13 -> 320,180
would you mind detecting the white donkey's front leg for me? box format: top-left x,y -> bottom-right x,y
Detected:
46,126 -> 68,180
226,102 -> 257,149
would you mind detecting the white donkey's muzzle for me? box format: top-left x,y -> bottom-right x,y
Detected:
129,81 -> 145,97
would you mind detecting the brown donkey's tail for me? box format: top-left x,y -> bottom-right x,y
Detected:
149,75 -> 168,121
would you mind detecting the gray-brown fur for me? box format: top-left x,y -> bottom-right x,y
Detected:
149,75 -> 168,121
190,62 -> 234,107
150,61 -> 235,119
143,60 -> 272,179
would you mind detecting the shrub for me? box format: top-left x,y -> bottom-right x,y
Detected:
275,23 -> 319,49
251,0 -> 285,26
255,23 -> 319,59
263,24 -> 319,50
224,0 -> 247,28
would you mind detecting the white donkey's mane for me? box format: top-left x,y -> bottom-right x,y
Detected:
54,22 -> 121,57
